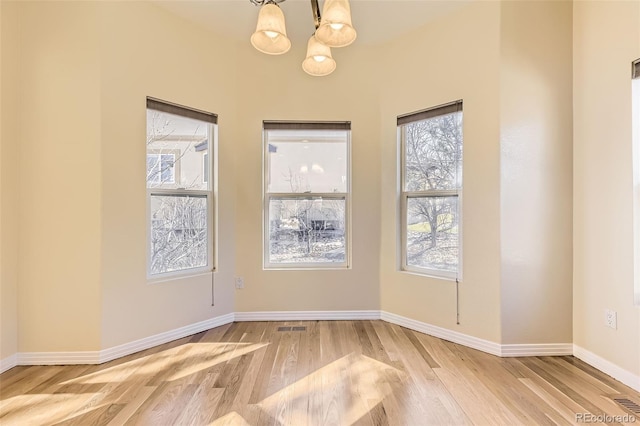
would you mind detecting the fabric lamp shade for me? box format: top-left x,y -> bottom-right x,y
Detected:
250,3 -> 291,55
315,0 -> 356,48
302,35 -> 336,76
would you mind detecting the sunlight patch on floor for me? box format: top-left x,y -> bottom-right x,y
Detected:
0,393 -> 102,426
208,410 -> 252,426
167,343 -> 268,381
59,342 -> 267,385
258,353 -> 404,425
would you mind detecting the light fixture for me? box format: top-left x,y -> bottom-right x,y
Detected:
249,0 -> 356,76
250,1 -> 291,55
315,0 -> 356,47
302,34 -> 336,76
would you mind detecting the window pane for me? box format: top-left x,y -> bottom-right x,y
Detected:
147,109 -> 210,191
268,198 -> 345,264
150,194 -> 208,275
404,111 -> 462,191
406,196 -> 458,272
266,130 -> 348,193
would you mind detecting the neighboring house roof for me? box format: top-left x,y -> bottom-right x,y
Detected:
194,140 -> 208,152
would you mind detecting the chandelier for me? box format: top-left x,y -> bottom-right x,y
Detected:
249,0 -> 357,77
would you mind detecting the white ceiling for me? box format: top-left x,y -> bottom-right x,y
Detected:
153,0 -> 471,47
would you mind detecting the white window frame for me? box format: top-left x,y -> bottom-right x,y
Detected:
398,101 -> 463,280
203,152 -> 209,184
632,59 -> 640,306
146,97 -> 217,281
263,121 -> 351,270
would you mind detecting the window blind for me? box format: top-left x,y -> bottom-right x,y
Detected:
397,100 -> 463,126
263,121 -> 351,130
147,97 -> 217,124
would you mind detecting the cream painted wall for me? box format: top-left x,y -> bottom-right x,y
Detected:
499,1 -> 573,344
379,2 -> 503,343
573,0 -> 640,376
233,43 -> 382,312
98,2 -> 238,348
16,2 -> 102,352
0,1 -> 19,362
6,1 -> 238,352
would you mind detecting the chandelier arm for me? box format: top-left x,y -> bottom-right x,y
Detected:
250,0 -> 285,7
310,0 -> 321,30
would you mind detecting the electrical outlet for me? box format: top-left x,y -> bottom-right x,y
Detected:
235,276 -> 244,289
604,309 -> 617,329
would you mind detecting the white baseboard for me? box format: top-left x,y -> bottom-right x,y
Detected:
0,354 -> 18,373
380,311 -> 573,357
99,313 -> 235,363
19,350 -> 102,365
16,313 -> 235,367
500,343 -> 573,357
573,344 -> 640,392
380,310 -> 503,356
234,310 -> 380,322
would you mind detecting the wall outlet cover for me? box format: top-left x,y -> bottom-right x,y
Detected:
235,277 -> 244,289
604,309 -> 617,329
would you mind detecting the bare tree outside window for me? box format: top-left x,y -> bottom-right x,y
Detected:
264,126 -> 350,268
149,194 -> 208,274
146,100 -> 216,277
400,103 -> 463,278
268,198 -> 346,263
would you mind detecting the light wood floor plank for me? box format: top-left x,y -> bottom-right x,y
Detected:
105,386 -> 156,426
519,377 -> 588,425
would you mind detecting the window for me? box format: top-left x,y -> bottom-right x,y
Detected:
263,121 -> 350,268
398,101 -> 463,279
146,97 -> 217,278
632,59 -> 640,305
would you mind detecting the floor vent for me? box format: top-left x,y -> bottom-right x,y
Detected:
277,326 -> 307,332
613,397 -> 640,417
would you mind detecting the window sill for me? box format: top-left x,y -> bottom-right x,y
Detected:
147,268 -> 215,285
263,264 -> 351,271
399,268 -> 460,282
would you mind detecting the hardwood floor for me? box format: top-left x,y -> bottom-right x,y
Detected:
1,320 -> 639,425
